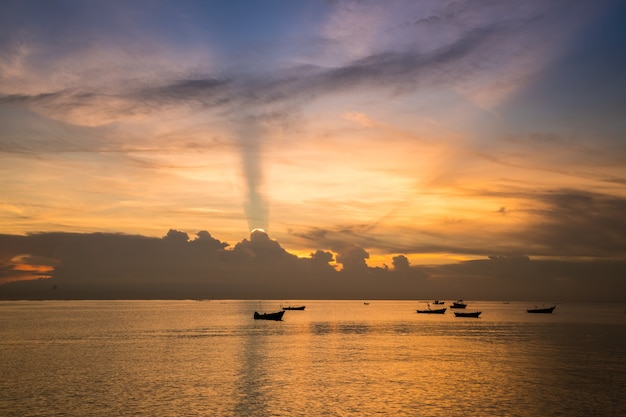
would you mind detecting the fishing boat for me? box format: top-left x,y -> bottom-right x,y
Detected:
417,304 -> 446,314
253,310 -> 285,320
450,300 -> 467,309
282,305 -> 305,310
454,311 -> 481,318
433,300 -> 445,305
527,305 -> 556,314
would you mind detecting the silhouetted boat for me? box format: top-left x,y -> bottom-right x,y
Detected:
433,300 -> 445,305
417,304 -> 446,314
282,305 -> 305,310
527,306 -> 556,314
454,311 -> 481,318
450,300 -> 467,309
254,310 -> 285,320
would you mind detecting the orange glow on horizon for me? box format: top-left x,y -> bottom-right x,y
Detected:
0,255 -> 57,284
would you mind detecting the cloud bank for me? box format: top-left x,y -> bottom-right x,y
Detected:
1,229 -> 624,302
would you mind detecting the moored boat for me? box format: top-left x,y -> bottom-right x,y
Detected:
450,300 -> 467,309
282,305 -> 305,310
454,311 -> 481,318
433,300 -> 445,305
527,305 -> 556,314
417,304 -> 446,314
254,310 -> 285,320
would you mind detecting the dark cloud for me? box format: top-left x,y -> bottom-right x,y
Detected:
516,190 -> 626,257
1,229 -> 624,302
310,250 -> 335,271
333,242 -> 369,273
134,78 -> 235,111
293,224 -> 503,261
420,256 -> 626,302
229,229 -> 296,266
392,255 -> 410,273
290,188 -> 626,263
317,24 -> 503,92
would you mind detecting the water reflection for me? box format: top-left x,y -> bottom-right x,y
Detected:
235,324 -> 270,416
1,300 -> 625,416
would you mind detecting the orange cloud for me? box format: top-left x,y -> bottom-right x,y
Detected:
0,254 -> 57,284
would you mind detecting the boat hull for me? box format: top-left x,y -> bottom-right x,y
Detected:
527,306 -> 556,314
282,306 -> 305,310
454,311 -> 481,318
254,311 -> 285,320
417,308 -> 447,314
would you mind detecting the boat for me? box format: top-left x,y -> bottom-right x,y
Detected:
433,300 -> 445,305
454,311 -> 481,318
450,300 -> 467,309
527,306 -> 556,314
282,305 -> 305,310
417,304 -> 446,314
417,307 -> 447,314
253,310 -> 285,320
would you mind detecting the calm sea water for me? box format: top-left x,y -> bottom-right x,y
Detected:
1,300 -> 625,416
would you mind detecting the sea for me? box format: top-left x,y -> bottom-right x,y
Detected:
1,300 -> 625,417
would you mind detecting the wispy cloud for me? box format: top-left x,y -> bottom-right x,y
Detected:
2,0 -> 599,125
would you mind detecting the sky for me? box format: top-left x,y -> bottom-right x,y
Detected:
1,0 -> 625,301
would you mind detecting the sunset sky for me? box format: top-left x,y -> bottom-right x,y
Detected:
1,1 -> 625,300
